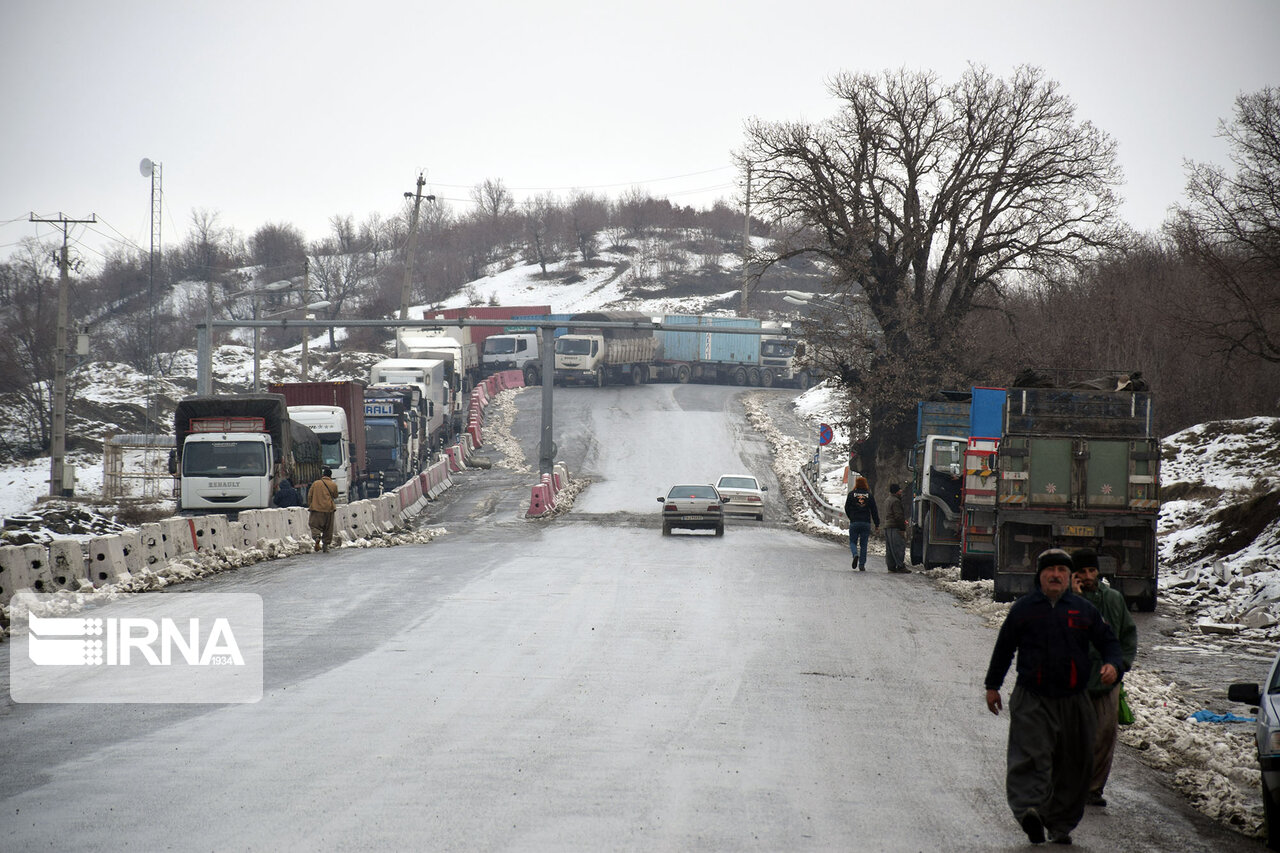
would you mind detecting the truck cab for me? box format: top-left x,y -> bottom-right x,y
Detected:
553,335 -> 604,386
482,332 -> 542,384
177,427 -> 274,512
286,405 -> 354,503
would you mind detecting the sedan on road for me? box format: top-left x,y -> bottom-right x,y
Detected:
658,484 -> 729,536
715,474 -> 767,521
1229,648 -> 1280,849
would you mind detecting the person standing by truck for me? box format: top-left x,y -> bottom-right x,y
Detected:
844,476 -> 879,571
308,467 -> 339,553
884,483 -> 909,573
1071,548 -> 1138,808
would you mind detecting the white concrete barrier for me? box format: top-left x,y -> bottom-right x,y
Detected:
140,522 -> 169,567
162,517 -> 199,556
189,514 -> 230,553
48,540 -> 88,590
232,511 -> 263,549
88,536 -> 131,586
0,544 -> 49,600
118,530 -> 145,576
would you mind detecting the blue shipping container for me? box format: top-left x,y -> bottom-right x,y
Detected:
660,315 -> 761,365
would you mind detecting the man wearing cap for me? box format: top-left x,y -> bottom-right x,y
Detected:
1071,548 -> 1138,808
984,548 -> 1124,845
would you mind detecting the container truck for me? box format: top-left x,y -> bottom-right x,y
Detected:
423,305 -> 552,350
171,393 -> 322,515
907,393 -> 971,570
654,314 -> 763,385
363,384 -> 424,495
368,358 -> 452,448
759,331 -> 816,389
957,387 -> 1007,580
553,311 -> 660,386
992,371 -> 1159,610
397,324 -> 479,395
267,381 -> 368,504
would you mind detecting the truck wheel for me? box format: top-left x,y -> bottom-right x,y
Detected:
909,528 -> 922,566
524,364 -> 540,386
748,368 -> 761,386
761,369 -> 775,388
1135,592 -> 1157,612
595,369 -> 605,388
960,557 -> 982,582
732,367 -> 748,386
798,371 -> 812,390
676,365 -> 691,384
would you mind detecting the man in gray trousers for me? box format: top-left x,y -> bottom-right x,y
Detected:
984,549 -> 1123,845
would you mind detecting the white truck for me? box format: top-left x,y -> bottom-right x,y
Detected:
553,311 -> 661,386
368,358 -> 452,451
398,324 -> 480,394
481,332 -> 543,385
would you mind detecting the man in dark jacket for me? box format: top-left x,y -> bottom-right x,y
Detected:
984,548 -> 1123,846
307,467 -> 339,553
883,482 -> 908,573
272,478 -> 303,508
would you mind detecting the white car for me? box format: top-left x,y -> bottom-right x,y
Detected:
1230,649 -> 1280,849
715,474 -> 767,521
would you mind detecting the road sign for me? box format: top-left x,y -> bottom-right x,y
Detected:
818,423 -> 833,446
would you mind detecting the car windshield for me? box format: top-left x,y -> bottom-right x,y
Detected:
668,485 -> 718,500
718,477 -> 757,490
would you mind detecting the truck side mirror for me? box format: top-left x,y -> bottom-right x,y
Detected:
168,449 -> 177,475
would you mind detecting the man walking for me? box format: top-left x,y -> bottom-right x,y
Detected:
1072,549 -> 1138,807
307,467 -> 339,553
883,483 -> 909,573
984,548 -> 1123,845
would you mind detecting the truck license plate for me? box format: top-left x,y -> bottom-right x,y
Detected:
1062,524 -> 1097,537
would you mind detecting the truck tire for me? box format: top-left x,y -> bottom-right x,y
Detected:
909,528 -> 923,566
797,371 -> 813,390
732,367 -> 748,386
676,365 -> 691,384
761,369 -> 775,388
524,364 -> 540,386
595,369 -> 605,388
748,368 -> 761,386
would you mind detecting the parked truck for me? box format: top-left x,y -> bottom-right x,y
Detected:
759,330 -> 816,389
171,393 -> 322,515
481,332 -> 543,384
554,311 -> 661,386
654,314 -> 762,385
424,305 -> 552,351
992,371 -> 1159,610
368,358 -> 452,448
398,317 -> 484,392
362,384 -> 424,495
906,388 -> 1007,575
267,381 -> 367,504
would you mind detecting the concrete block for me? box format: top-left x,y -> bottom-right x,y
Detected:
48,540 -> 89,590
0,544 -> 48,601
162,517 -> 199,556
118,530 -> 145,576
527,483 -> 553,517
88,536 -> 131,586
139,522 -> 169,567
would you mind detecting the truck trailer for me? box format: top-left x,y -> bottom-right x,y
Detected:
171,394 -> 322,515
267,381 -> 368,504
992,371 -> 1159,610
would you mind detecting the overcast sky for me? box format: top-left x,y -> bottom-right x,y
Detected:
3,0 -> 1277,269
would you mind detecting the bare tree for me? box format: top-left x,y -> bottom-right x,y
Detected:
250,222 -> 308,280
472,178 -> 516,222
740,65 -> 1124,481
565,191 -> 608,262
1167,87 -> 1280,364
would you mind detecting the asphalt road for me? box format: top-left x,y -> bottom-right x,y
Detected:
0,382 -> 1262,851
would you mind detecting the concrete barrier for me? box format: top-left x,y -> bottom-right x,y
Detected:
0,545 -> 48,600
139,522 -> 169,567
88,536 -> 131,586
162,517 -> 200,556
553,462 -> 569,491
48,540 -> 88,590
188,514 -> 230,553
232,511 -> 263,549
285,507 -> 310,543
119,530 -> 145,576
527,483 -> 554,517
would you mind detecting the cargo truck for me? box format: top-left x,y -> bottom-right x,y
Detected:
553,311 -> 660,386
398,321 -> 481,392
268,381 -> 368,504
363,384 -> 424,495
368,358 -> 452,449
992,371 -> 1159,610
171,394 -> 322,515
653,314 -> 763,385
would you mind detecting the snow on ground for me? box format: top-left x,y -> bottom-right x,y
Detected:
1,258 -> 1278,840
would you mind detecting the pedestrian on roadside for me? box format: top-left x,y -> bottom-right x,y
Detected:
1071,548 -> 1138,808
307,466 -> 339,553
884,482 -> 909,573
843,475 -> 878,571
272,477 -> 303,508
984,548 -> 1123,846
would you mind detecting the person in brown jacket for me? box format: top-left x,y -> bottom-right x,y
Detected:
307,467 -> 339,552
884,483 -> 909,573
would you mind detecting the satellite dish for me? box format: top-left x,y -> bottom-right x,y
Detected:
139,158 -> 153,178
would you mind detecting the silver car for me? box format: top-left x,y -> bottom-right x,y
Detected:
658,484 -> 729,536
715,474 -> 767,521
1229,651 -> 1280,849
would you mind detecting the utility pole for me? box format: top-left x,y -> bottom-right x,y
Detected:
30,212 -> 96,497
398,173 -> 436,355
740,163 -> 752,315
